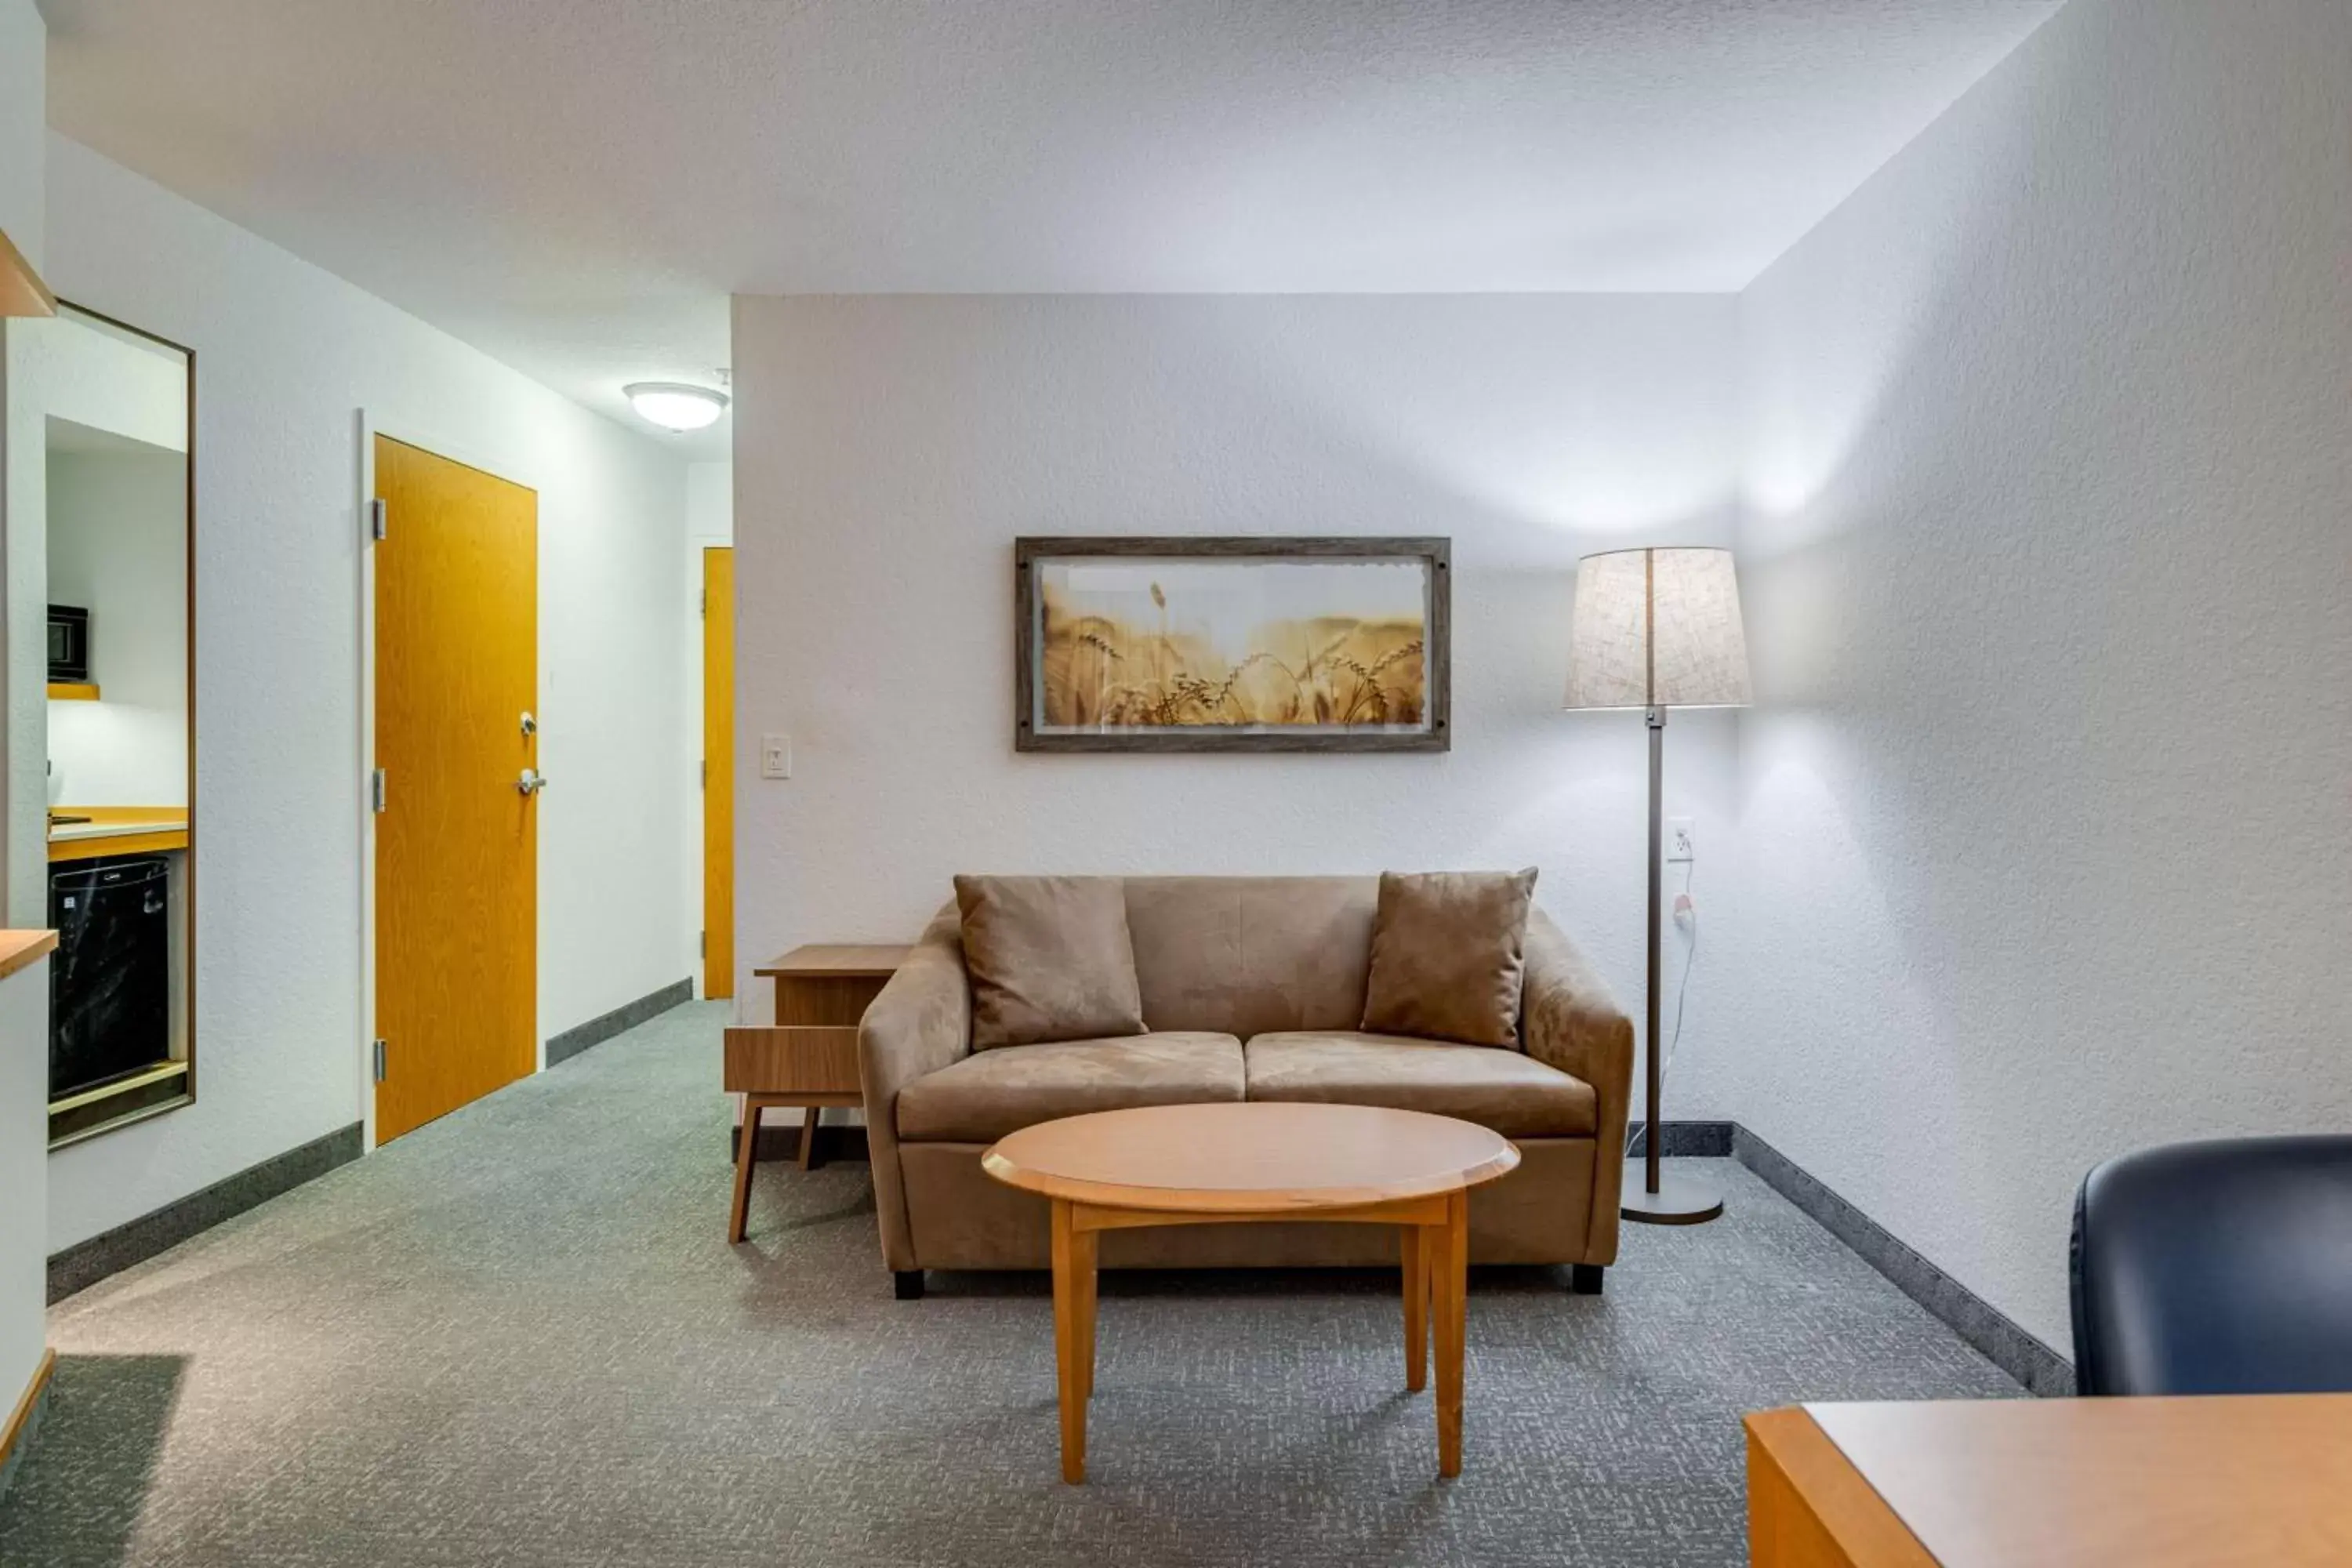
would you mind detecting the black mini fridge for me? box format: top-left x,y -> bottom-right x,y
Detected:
50,855 -> 172,1100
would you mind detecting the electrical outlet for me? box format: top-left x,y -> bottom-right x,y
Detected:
1667,817 -> 1695,862
760,733 -> 791,780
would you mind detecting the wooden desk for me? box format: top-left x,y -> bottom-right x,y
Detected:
1749,1395 -> 2352,1566
724,944 -> 909,1242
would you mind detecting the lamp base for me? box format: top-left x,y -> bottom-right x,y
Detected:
1621,1161 -> 1725,1226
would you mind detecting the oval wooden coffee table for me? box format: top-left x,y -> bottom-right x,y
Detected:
982,1101 -> 1521,1483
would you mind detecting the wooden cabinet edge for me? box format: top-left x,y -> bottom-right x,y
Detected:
0,1349 -> 56,1478
0,929 -> 58,984
1745,1407 -> 1938,1568
0,226 -> 56,318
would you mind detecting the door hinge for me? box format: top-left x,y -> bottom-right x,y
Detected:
372,1038 -> 387,1083
368,497 -> 388,541
699,759 -> 706,788
699,589 -> 706,618
370,768 -> 388,813
699,930 -> 706,958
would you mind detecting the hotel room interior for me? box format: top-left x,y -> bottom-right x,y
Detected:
1,2 -> 2347,1563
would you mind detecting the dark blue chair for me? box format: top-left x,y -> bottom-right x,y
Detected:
2071,1135 -> 2352,1396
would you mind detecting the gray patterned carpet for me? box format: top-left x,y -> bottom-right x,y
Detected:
1,1002 -> 2018,1567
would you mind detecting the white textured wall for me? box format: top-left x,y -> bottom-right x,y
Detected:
0,0 -> 44,941
0,957 -> 46,1436
40,136 -> 693,1250
3,339 -> 46,920
0,0 -> 39,267
0,0 -> 45,1440
1730,0 -> 2352,1350
687,462 -> 733,540
31,318 -> 187,453
46,447 -> 190,805
731,294 -> 1741,1114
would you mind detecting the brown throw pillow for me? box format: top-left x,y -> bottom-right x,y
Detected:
1360,869 -> 1538,1047
954,875 -> 1148,1049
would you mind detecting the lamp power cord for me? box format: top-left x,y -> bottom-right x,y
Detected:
1625,858 -> 1698,1160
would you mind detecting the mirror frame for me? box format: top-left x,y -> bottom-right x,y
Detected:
43,299 -> 198,1148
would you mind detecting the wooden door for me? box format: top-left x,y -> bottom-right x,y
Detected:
702,546 -> 734,999
373,435 -> 538,1142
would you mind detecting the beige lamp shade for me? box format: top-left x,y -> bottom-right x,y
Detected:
1563,546 -> 1751,710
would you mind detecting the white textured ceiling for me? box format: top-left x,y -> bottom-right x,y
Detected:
41,0 -> 2060,457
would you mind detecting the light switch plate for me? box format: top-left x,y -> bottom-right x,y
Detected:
1667,817 -> 1695,862
760,734 -> 791,780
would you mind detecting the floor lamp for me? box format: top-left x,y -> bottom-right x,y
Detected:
1563,546 -> 1751,1225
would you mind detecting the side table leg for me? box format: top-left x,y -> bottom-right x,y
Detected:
1432,1190 -> 1469,1477
1051,1199 -> 1089,1483
797,1105 -> 822,1171
1402,1224 -> 1428,1392
728,1098 -> 766,1243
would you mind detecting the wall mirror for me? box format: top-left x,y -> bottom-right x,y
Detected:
9,301 -> 197,1145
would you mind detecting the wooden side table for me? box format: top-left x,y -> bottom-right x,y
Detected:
724,943 -> 908,1243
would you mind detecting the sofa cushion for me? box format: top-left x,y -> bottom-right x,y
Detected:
954,874 -> 1147,1047
1122,876 -> 1378,1039
1243,1031 -> 1594,1138
1360,869 -> 1537,1047
897,1032 -> 1244,1143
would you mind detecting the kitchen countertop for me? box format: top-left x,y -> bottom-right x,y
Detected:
49,817 -> 187,842
48,806 -> 191,863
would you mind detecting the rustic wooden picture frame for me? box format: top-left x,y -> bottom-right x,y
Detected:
1014,535 -> 1451,753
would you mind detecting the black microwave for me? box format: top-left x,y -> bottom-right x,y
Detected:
48,605 -> 89,684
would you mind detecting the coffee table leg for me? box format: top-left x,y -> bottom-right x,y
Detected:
1432,1190 -> 1469,1477
1076,1229 -> 1099,1403
1402,1225 -> 1428,1392
728,1098 -> 765,1243
1051,1200 -> 1090,1483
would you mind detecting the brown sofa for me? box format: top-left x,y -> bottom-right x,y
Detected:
857,876 -> 1634,1298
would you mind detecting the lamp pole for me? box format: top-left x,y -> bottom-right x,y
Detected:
1619,697 -> 1720,1223
1622,560 -> 1722,1225
1563,544 -> 1744,1225
1646,703 -> 1665,1202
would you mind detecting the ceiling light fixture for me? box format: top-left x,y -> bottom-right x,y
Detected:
624,381 -> 728,432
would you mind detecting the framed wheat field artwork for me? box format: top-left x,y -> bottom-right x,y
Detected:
1014,536 -> 1451,753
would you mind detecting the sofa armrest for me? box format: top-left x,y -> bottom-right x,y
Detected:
858,905 -> 971,1271
1520,908 -> 1635,1263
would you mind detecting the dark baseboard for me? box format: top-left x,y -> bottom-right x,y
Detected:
546,978 -> 693,1067
1626,1119 -> 1734,1158
48,1123 -> 364,1304
1727,1126 -> 2075,1396
730,1120 -> 872,1163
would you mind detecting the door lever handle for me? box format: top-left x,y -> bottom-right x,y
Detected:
517,768 -> 548,797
